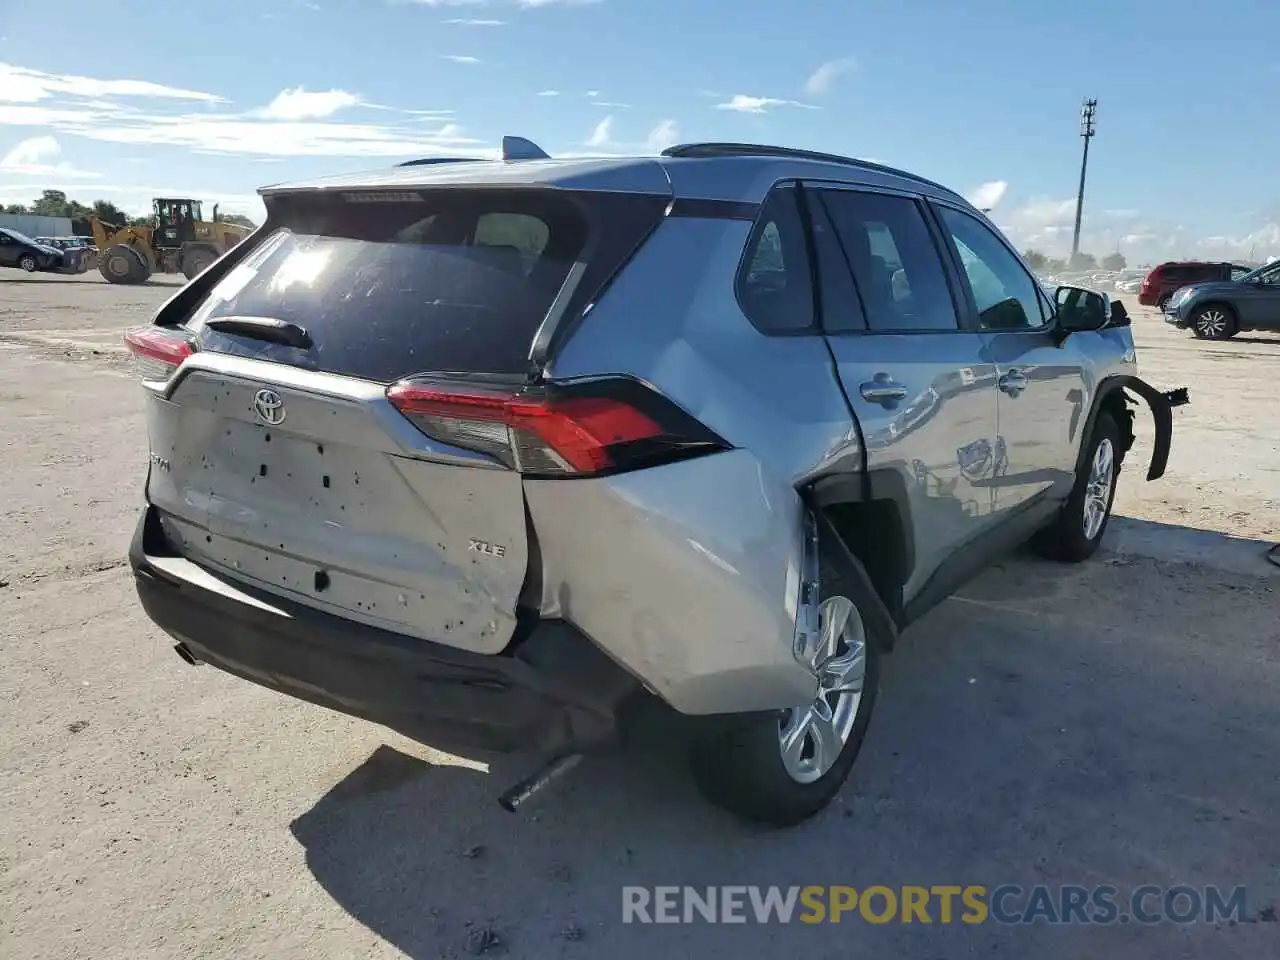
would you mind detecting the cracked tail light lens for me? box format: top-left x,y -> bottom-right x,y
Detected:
124,327 -> 194,383
386,376 -> 729,478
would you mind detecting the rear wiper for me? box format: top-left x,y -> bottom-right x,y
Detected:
204,315 -> 313,349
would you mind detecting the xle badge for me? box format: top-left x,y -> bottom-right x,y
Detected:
468,539 -> 507,559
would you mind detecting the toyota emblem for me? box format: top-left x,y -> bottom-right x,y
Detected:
253,389 -> 286,426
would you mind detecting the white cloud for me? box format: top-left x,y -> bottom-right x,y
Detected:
257,87 -> 360,121
987,195 -> 1280,265
645,119 -> 679,152
537,90 -> 560,97
0,59 -> 478,160
445,17 -> 505,23
714,94 -> 817,114
0,135 -> 100,179
804,58 -> 855,97
406,0 -> 599,6
1,135 -> 57,166
966,180 -> 1008,211
591,100 -> 630,108
585,90 -> 601,98
0,98 -> 486,159
443,55 -> 483,64
586,116 -> 612,147
0,62 -> 223,104
1195,221 -> 1280,261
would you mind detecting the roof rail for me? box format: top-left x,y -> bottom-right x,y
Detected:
502,135 -> 551,161
397,156 -> 485,167
660,142 -> 963,199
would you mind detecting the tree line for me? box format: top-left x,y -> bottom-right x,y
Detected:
1,189 -> 256,231
1022,249 -> 1127,274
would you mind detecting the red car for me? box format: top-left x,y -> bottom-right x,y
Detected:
1139,260 -> 1251,308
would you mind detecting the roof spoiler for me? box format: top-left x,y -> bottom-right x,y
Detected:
397,157 -> 484,168
396,135 -> 551,167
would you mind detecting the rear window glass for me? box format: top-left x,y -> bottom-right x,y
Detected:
187,191 -> 595,382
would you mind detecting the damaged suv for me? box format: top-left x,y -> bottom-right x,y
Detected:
127,138 -> 1184,826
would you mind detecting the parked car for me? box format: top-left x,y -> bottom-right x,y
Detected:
124,137 -> 1184,826
1138,260 -> 1252,308
34,236 -> 95,273
0,227 -> 65,273
1162,258 -> 1280,339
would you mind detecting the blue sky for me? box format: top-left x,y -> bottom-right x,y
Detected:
2,0 -> 1277,263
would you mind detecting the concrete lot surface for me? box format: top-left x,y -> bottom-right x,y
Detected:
2,270 -> 1278,958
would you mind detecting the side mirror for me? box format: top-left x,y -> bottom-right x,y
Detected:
1055,285 -> 1110,334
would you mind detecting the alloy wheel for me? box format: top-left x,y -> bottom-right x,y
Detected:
1082,437 -> 1114,541
778,595 -> 867,784
1195,309 -> 1228,338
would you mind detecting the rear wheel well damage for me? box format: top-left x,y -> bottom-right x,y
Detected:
802,491 -> 905,651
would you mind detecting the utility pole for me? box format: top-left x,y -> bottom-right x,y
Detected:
1071,98 -> 1097,263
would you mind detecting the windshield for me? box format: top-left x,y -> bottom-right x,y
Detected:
1238,262 -> 1279,283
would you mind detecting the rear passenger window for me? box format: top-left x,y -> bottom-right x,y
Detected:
736,184 -> 815,333
936,205 -> 1045,331
816,190 -> 959,332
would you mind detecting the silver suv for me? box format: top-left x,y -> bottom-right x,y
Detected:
127,138 -> 1181,825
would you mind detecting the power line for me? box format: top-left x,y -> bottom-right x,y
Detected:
1071,98 -> 1097,262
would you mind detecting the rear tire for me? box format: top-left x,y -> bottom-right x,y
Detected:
100,245 -> 147,284
688,523 -> 884,826
18,254 -> 38,272
1190,304 -> 1237,340
1032,412 -> 1120,563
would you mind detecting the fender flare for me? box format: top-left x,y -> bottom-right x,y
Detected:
1077,375 -> 1183,482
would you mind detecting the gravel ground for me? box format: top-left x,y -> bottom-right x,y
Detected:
2,269 -> 1278,959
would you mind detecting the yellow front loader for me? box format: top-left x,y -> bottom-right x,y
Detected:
91,198 -> 251,285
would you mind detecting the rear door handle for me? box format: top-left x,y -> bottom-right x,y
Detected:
859,374 -> 909,406
998,370 -> 1028,397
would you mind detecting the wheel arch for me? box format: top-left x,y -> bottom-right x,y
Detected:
800,471 -> 910,649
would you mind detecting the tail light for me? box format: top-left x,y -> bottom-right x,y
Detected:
386,376 -> 729,478
124,326 -> 194,383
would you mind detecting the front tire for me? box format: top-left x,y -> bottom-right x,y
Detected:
99,245 -> 148,284
18,254 -> 38,272
1190,304 -> 1237,340
689,523 -> 883,826
1033,413 -> 1121,562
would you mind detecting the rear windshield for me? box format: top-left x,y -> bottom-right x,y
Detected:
186,189 -> 658,382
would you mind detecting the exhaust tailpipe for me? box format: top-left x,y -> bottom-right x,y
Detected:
173,643 -> 202,666
498,753 -> 582,812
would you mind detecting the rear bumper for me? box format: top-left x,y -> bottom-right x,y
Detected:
129,506 -> 639,755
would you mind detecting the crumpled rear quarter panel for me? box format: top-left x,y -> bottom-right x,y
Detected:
523,449 -> 819,715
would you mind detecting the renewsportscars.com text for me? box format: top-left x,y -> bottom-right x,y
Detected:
622,884 -> 1248,925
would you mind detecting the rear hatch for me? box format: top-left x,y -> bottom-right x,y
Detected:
133,182 -> 670,653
